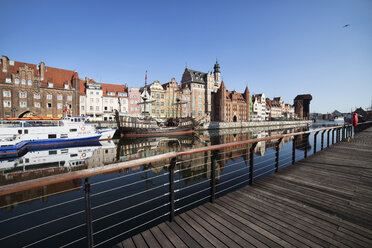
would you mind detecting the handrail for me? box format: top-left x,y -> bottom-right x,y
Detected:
0,123 -> 357,197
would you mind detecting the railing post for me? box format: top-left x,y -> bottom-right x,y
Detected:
169,157 -> 176,222
210,150 -> 218,203
292,136 -> 297,165
84,178 -> 94,248
249,142 -> 258,185
332,129 -> 336,144
344,125 -> 347,140
275,138 -> 283,172
327,129 -> 331,147
314,131 -> 319,154
304,134 -> 309,158
321,130 -> 326,150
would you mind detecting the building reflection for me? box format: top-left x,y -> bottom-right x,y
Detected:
0,126 -> 310,210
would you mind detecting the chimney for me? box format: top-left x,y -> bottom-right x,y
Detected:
39,62 -> 45,80
2,56 -> 8,72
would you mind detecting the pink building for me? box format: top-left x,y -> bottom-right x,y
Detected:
128,87 -> 141,115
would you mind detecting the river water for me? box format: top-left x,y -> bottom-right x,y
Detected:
0,121 -> 344,247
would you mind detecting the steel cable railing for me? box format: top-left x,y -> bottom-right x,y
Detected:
0,122 -> 366,248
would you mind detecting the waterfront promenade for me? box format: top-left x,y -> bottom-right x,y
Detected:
116,128 -> 372,247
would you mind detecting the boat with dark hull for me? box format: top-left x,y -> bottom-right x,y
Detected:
115,111 -> 196,137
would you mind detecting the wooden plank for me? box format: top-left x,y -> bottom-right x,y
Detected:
166,220 -> 203,248
187,209 -> 242,247
178,212 -> 228,248
157,222 -> 188,248
141,230 -> 161,248
202,203 -> 271,248
149,226 -> 175,248
212,201 -> 294,247
225,193 -> 349,248
120,238 -> 136,248
219,196 -> 325,248
197,205 -> 259,247
132,233 -> 148,248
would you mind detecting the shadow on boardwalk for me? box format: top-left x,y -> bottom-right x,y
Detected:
115,128 -> 372,248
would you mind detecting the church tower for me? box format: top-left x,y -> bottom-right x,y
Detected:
213,60 -> 221,86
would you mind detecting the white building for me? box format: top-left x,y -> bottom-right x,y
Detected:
252,93 -> 267,121
79,78 -> 128,121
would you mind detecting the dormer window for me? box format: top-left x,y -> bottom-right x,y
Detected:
5,78 -> 11,83
48,82 -> 53,88
9,60 -> 14,66
21,79 -> 26,85
64,84 -> 69,89
108,92 -> 115,96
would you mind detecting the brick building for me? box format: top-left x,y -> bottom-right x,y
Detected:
294,94 -> 312,119
213,81 -> 250,122
180,61 -> 221,121
0,55 -> 80,119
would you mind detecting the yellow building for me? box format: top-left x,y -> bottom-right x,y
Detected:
149,81 -> 166,118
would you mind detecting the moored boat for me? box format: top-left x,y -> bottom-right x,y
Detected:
115,111 -> 196,137
0,116 -> 116,158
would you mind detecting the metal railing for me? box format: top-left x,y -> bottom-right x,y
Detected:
0,121 -> 371,247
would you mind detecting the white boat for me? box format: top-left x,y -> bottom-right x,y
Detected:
333,116 -> 344,122
0,116 -> 116,158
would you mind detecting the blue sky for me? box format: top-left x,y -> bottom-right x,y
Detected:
1,0 -> 371,113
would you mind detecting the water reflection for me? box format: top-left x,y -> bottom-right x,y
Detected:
0,126 -> 310,209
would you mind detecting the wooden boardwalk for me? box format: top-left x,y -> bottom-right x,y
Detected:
115,128 -> 372,248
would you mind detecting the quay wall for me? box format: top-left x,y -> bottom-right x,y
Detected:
91,120 -> 313,131
196,120 -> 313,131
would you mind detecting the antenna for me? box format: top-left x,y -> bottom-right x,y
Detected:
145,70 -> 147,87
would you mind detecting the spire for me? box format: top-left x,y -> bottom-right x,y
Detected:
214,59 -> 220,73
220,81 -> 226,89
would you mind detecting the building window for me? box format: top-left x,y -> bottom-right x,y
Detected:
110,106 -> 113,111
3,91 -> 11,97
64,84 -> 69,89
105,99 -> 108,103
90,92 -> 93,95
80,97 -> 84,103
34,102 -> 40,108
20,92 -> 27,98
34,93 -> 40,99
28,80 -> 32,86
81,106 -> 85,110
47,103 -> 52,108
58,103 -> 63,109
96,92 -> 99,95
48,82 -> 53,88
90,98 -> 94,103
96,98 -> 99,103
161,94 -> 164,99
20,102 -> 27,108
14,78 -> 19,84
96,106 -> 99,111
58,95 -> 63,100
110,99 -> 113,103
22,79 -> 26,85
3,101 -> 11,107
47,95 -> 52,100
90,106 -> 93,111
67,95 -> 72,101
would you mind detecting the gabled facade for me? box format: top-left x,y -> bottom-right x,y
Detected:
0,55 -> 80,119
252,93 -> 267,121
180,61 -> 221,121
213,82 -> 250,122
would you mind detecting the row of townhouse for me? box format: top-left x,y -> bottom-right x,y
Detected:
252,94 -> 295,121
0,55 -> 307,121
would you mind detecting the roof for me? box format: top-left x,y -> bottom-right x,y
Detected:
0,58 -> 79,89
226,91 -> 245,101
294,94 -> 312,101
184,68 -> 207,84
101,83 -> 128,97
